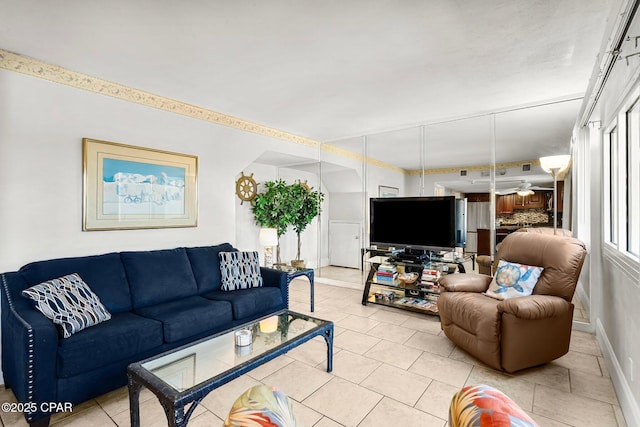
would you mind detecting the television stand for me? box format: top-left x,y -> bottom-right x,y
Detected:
362,255 -> 453,316
390,250 -> 431,264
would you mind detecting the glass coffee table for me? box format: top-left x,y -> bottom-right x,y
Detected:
127,310 -> 333,427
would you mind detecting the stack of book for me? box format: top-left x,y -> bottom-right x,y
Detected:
421,268 -> 440,283
376,264 -> 397,283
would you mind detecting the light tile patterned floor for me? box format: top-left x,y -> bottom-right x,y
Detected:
0,269 -> 626,427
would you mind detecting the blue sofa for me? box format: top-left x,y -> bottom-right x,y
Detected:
1,243 -> 289,426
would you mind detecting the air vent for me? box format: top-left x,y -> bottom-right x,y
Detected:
522,163 -> 532,172
460,169 -> 468,177
480,170 -> 489,177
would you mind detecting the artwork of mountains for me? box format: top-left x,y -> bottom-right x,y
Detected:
102,158 -> 186,215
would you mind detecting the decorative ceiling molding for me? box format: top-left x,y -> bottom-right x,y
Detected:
320,143 -> 407,174
0,48 -> 411,173
0,49 -> 318,148
0,49 -> 550,178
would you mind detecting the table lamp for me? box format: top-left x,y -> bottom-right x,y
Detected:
259,228 -> 278,268
539,155 -> 571,234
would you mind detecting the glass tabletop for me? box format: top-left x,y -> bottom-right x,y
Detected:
140,311 -> 329,392
271,264 -> 313,274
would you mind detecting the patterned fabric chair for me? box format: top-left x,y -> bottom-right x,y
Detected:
225,385 -> 296,426
449,384 -> 538,426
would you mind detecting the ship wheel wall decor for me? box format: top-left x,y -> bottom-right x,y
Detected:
236,172 -> 258,204
296,179 -> 310,191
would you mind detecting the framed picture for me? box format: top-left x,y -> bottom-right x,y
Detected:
149,353 -> 196,391
83,138 -> 198,230
378,185 -> 399,198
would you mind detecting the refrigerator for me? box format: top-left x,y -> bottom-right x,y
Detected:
466,201 -> 491,253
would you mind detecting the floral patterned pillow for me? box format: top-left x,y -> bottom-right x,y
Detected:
484,260 -> 543,300
449,384 -> 539,426
225,385 -> 295,427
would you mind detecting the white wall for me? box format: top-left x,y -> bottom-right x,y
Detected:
318,148 -> 406,251
576,2 -> 640,424
0,71 -> 320,270
329,193 -> 363,221
0,70 -> 319,384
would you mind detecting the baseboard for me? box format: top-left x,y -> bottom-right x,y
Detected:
575,283 -> 590,316
596,319 -> 640,426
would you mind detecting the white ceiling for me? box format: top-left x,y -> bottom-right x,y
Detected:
0,0 -> 614,186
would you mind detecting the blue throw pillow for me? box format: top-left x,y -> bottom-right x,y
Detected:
484,260 -> 544,300
22,273 -> 112,338
219,251 -> 263,291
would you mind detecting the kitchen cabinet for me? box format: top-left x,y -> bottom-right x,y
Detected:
513,192 -> 546,210
496,194 -> 514,214
477,229 -> 491,255
466,193 -> 490,203
557,181 -> 564,212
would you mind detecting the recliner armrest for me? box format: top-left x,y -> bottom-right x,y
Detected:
498,295 -> 571,320
439,274 -> 492,293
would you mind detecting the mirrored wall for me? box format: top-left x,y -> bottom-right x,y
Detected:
316,98 -> 588,325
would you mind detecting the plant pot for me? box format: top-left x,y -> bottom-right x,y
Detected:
291,259 -> 306,269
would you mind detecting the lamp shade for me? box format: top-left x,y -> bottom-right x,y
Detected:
539,155 -> 571,173
259,228 -> 278,246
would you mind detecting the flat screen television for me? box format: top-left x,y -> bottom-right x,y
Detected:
370,196 -> 465,252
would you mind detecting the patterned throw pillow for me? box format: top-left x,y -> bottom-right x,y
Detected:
21,273 -> 112,338
225,385 -> 295,427
219,251 -> 263,291
484,260 -> 544,300
449,384 -> 538,426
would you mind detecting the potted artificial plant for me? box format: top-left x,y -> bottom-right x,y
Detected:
252,179 -> 298,265
290,182 -> 324,268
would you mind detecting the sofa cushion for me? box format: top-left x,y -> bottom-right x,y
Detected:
135,296 -> 233,343
485,260 -> 543,301
219,251 -> 263,291
22,273 -> 112,338
205,287 -> 284,320
122,248 -> 198,309
19,252 -> 131,313
185,243 -> 235,294
57,312 -> 163,378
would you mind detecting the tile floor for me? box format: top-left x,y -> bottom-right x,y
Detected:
0,269 -> 625,427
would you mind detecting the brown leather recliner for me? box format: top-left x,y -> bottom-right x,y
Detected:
475,227 -> 573,275
437,231 -> 587,373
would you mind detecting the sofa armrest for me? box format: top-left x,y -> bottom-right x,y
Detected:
1,273 -> 59,424
498,295 -> 571,320
439,273 -> 492,293
260,267 -> 289,307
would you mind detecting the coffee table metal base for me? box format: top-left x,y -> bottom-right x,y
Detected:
128,313 -> 333,427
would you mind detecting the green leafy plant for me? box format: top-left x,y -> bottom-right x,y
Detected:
251,179 -> 324,265
251,179 -> 300,263
290,182 -> 325,262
